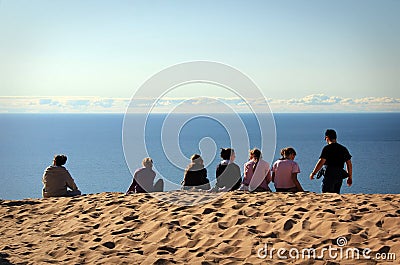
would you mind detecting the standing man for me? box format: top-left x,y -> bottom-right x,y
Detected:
310,129 -> 352,193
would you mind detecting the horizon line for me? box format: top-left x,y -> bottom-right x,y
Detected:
1,94 -> 399,113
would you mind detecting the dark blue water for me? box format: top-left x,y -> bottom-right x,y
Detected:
0,113 -> 399,200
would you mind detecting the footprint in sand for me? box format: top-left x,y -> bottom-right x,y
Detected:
247,226 -> 262,234
173,206 -> 189,212
218,222 -> 229,230
358,207 -> 370,213
111,228 -> 133,235
283,219 -> 296,231
348,225 -> 363,234
89,212 -> 102,219
123,215 -> 139,221
351,215 -> 362,221
202,208 -> 216,214
236,218 -> 247,225
377,246 -> 391,255
294,207 -> 308,212
210,217 -> 218,223
157,246 -> 177,254
102,242 -> 115,249
192,215 -> 202,221
292,213 -> 302,219
232,203 -> 246,210
323,209 -> 335,214
66,246 -> 78,252
302,220 -> 311,230
215,212 -> 225,218
153,258 -> 176,265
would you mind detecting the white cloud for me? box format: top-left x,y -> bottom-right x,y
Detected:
0,96 -> 129,113
0,95 -> 399,113
286,94 -> 346,105
268,94 -> 400,112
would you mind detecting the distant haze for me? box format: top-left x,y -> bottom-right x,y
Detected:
0,1 -> 399,112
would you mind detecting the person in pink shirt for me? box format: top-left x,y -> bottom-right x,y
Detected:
272,147 -> 304,192
241,148 -> 272,192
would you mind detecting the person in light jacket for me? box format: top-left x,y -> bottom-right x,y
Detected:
126,157 -> 164,193
42,154 -> 81,198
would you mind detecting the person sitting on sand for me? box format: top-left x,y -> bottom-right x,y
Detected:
126,157 -> 164,193
215,148 -> 242,191
181,154 -> 211,191
240,148 -> 272,192
272,147 -> 304,192
310,129 -> 352,194
42,154 -> 81,198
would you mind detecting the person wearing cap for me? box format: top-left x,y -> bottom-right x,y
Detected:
310,129 -> 353,193
42,154 -> 81,198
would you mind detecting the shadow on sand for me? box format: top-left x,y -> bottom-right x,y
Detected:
0,201 -> 41,207
0,253 -> 15,265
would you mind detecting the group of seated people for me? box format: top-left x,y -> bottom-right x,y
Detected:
126,147 -> 303,194
42,147 -> 303,198
179,147 -> 303,193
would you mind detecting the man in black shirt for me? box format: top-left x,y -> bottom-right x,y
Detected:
310,129 -> 353,193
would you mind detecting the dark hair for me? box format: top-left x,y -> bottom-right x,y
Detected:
250,148 -> 261,171
250,148 -> 261,160
220,148 -> 233,160
281,147 -> 296,159
54,154 -> 67,166
191,154 -> 203,165
325,129 -> 337,140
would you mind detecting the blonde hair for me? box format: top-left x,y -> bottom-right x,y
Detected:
142,157 -> 153,168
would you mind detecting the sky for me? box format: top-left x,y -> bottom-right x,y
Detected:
0,0 -> 399,113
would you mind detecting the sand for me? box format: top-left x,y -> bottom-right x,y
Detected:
1,191 -> 399,264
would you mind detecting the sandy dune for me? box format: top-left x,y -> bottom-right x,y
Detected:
1,191 -> 399,264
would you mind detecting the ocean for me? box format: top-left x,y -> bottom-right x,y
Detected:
1,113 -> 399,200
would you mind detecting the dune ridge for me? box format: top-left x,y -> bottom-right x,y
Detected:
1,191 -> 399,264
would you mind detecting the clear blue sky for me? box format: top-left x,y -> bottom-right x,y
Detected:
0,0 -> 399,102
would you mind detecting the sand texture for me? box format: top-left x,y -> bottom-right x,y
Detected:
1,191 -> 399,264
